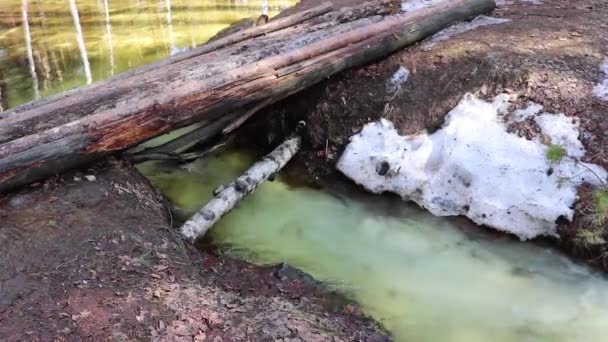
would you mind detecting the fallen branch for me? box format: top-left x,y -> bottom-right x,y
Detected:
180,135 -> 301,241
222,97 -> 279,135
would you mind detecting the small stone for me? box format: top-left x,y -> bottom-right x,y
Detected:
84,175 -> 96,182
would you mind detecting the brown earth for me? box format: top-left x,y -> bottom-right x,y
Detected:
242,0 -> 608,269
0,159 -> 387,341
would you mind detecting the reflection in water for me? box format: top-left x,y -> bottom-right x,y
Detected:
139,150 -> 608,342
102,0 -> 114,75
21,0 -> 39,99
0,0 -> 295,109
164,0 -> 177,55
68,0 -> 92,85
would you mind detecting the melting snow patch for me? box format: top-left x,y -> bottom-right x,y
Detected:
496,0 -> 542,6
512,102 -> 543,122
401,0 -> 446,12
593,59 -> 608,101
337,94 -> 607,240
421,15 -> 511,51
534,113 -> 585,158
386,66 -> 411,95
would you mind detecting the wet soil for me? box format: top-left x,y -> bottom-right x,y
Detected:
0,159 -> 387,341
241,0 -> 608,270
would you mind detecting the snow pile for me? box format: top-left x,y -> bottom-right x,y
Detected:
337,94 -> 607,240
386,66 -> 411,95
420,15 -> 510,51
593,59 -> 608,101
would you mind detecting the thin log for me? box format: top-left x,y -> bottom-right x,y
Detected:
180,136 -> 301,242
136,111 -> 242,155
0,0 -> 496,193
127,139 -> 230,163
222,97 -> 278,135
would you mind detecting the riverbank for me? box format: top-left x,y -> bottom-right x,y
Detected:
243,0 -> 608,270
0,158 -> 387,340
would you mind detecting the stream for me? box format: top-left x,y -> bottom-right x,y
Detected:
138,150 -> 608,342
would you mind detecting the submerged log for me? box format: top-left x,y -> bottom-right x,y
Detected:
0,0 -> 496,193
180,136 -> 302,242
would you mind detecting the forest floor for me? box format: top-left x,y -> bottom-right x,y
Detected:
0,159 -> 386,341
248,0 -> 608,269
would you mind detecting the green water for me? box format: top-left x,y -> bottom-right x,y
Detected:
138,150 -> 608,342
0,0 -> 294,110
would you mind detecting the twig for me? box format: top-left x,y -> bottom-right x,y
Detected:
222,97 -> 279,135
55,257 -> 78,270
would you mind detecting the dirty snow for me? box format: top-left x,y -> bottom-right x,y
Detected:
421,15 -> 511,51
386,66 -> 410,95
592,59 -> 608,101
401,0 -> 445,12
534,113 -> 585,158
512,101 -> 543,122
337,94 -> 607,240
496,0 -> 543,6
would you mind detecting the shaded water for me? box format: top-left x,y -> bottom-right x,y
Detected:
138,150 -> 608,342
0,0 -> 293,110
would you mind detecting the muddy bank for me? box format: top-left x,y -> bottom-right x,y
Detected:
240,0 -> 608,269
0,159 -> 386,341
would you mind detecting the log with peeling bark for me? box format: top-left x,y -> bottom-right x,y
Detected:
181,135 -> 302,242
0,0 -> 496,193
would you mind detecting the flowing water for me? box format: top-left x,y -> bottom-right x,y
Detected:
0,0 -> 293,110
138,150 -> 608,342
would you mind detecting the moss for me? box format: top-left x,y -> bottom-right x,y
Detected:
574,228 -> 606,249
594,190 -> 608,226
546,144 -> 565,164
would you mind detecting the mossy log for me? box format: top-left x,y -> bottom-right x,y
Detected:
0,0 -> 496,193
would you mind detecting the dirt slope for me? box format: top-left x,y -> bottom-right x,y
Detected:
0,159 -> 386,341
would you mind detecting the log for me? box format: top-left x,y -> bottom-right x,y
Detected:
180,136 -> 301,242
0,0 -> 496,193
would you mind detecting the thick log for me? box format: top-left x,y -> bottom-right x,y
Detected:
180,136 -> 301,241
0,0 -> 496,193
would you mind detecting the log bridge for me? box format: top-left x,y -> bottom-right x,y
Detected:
0,0 -> 496,193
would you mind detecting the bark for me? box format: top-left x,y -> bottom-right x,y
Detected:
180,136 -> 301,242
0,0 -> 496,193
